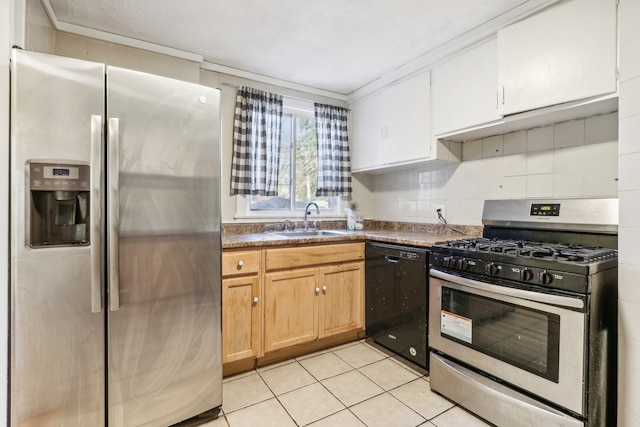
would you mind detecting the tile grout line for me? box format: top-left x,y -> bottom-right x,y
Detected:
281,343 -> 391,426
335,343 -> 445,424
296,348 -> 376,427
254,362 -> 302,426
220,341 -> 470,427
294,352 -> 357,426
306,343 -> 426,427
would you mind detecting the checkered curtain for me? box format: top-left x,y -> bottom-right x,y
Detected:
314,103 -> 352,196
231,87 -> 283,195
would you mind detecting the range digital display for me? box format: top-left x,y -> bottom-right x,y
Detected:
530,203 -> 560,216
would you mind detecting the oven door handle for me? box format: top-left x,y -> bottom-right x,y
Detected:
430,269 -> 584,310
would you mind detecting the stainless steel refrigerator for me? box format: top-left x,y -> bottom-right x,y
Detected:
9,49 -> 222,426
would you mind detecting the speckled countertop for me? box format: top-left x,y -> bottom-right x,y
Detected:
222,221 -> 482,249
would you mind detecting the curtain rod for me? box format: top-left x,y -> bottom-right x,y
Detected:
220,82 -> 348,107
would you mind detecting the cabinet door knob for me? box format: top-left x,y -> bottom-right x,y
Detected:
253,296 -> 259,303
315,287 -> 320,294
237,260 -> 244,267
322,285 -> 327,292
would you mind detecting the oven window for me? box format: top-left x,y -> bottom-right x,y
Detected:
441,287 -> 560,382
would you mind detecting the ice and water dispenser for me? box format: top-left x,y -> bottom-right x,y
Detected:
29,162 -> 91,247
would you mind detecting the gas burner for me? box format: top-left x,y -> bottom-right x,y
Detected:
445,238 -> 491,250
443,237 -> 617,265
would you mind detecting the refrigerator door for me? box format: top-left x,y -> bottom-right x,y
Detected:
106,67 -> 222,426
10,50 -> 106,426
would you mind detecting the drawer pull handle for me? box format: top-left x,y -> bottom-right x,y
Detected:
253,296 -> 259,303
322,285 -> 327,292
237,260 -> 244,267
315,287 -> 320,294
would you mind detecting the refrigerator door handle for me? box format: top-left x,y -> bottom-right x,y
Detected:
90,115 -> 103,313
108,117 -> 120,311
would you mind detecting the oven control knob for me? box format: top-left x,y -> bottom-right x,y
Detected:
448,256 -> 459,269
519,268 -> 534,281
443,256 -> 454,268
457,258 -> 469,270
485,262 -> 500,275
538,270 -> 553,285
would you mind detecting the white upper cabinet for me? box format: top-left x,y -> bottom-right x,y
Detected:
497,0 -> 617,116
350,71 -> 432,172
381,71 -> 431,165
350,91 -> 384,171
432,37 -> 500,137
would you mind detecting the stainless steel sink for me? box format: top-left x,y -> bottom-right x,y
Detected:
271,229 -> 354,238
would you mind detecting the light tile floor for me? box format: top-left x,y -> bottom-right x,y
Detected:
204,340 -> 492,427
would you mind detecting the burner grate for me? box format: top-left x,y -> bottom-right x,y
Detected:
443,238 -> 617,265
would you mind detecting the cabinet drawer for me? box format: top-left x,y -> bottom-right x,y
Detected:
265,243 -> 364,271
223,250 -> 261,277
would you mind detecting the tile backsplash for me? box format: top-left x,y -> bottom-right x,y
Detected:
618,0 -> 640,424
369,112 -> 618,225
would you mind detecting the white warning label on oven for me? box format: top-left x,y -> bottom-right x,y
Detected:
441,311 -> 472,344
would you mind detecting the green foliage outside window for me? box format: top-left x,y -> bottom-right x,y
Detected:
250,114 -> 330,211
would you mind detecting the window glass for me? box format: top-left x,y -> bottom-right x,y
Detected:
249,113 -> 333,213
294,116 -> 330,209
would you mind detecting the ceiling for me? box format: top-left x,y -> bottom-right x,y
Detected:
45,0 -> 540,95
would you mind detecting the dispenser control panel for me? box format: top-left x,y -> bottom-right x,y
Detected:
43,165 -> 80,179
30,163 -> 90,191
28,161 -> 91,247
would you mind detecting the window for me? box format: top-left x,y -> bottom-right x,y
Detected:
238,102 -> 341,217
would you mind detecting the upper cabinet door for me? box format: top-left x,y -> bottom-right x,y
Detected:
350,91 -> 384,171
497,0 -> 617,116
349,70 -> 431,172
432,37 -> 500,136
382,70 -> 431,165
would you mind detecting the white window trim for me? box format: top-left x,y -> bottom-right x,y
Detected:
234,97 -> 343,220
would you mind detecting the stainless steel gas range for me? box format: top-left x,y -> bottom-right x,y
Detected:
428,198 -> 618,427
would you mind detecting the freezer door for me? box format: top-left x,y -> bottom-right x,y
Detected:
106,66 -> 222,426
10,50 -> 106,426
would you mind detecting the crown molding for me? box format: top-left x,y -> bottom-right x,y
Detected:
41,0 -> 203,62
200,61 -> 348,101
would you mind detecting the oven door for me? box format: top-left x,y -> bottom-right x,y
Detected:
429,269 -> 586,415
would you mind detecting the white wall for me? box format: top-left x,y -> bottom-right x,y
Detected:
54,31 -> 201,83
24,0 -> 54,53
618,0 -> 640,425
1,0 -> 12,423
369,113 -> 619,224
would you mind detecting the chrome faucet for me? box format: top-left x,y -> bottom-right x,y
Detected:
304,202 -> 320,229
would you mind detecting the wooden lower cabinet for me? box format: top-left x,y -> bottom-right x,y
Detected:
263,268 -> 319,353
222,249 -> 262,364
223,242 -> 365,373
222,275 -> 261,363
263,261 -> 365,353
319,262 -> 364,338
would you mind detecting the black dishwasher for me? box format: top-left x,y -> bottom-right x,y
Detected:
365,242 -> 429,369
